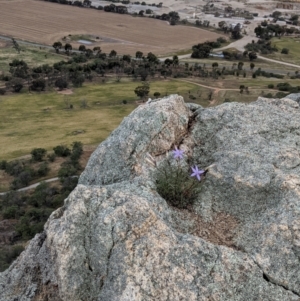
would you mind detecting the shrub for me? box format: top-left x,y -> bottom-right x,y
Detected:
7,78 -> 23,93
154,147 -> 205,209
268,84 -> 274,89
53,145 -> 71,157
31,148 -> 47,162
264,93 -> 273,98
70,141 -> 83,164
10,170 -> 33,190
2,206 -> 19,219
153,92 -> 161,98
275,91 -> 289,98
30,78 -> 46,92
277,82 -> 292,91
0,88 -> 6,95
55,78 -> 68,90
281,48 -> 289,54
0,245 -> 24,272
0,160 -> 7,170
217,37 -> 227,44
37,162 -> 50,177
5,160 -> 25,177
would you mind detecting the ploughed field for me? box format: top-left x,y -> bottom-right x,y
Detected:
0,0 -> 222,55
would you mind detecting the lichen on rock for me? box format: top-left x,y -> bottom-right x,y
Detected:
1,94 -> 300,300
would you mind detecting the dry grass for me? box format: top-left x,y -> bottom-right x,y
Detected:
0,0 -> 223,55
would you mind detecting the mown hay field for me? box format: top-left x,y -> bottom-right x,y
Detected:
0,0 -> 222,55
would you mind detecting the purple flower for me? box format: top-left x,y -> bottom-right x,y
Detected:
191,165 -> 205,181
172,146 -> 184,160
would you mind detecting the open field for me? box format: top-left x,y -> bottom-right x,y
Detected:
0,0 -> 222,56
0,80 -> 208,160
180,75 -> 300,105
0,43 -> 66,74
260,37 -> 300,66
181,57 -> 300,73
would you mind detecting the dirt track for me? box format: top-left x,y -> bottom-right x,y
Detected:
0,0 -> 222,55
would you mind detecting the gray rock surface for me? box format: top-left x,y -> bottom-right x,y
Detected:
1,94 -> 300,300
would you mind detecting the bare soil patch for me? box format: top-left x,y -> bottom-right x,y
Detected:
57,89 -> 73,95
170,207 -> 240,249
0,0 -> 223,55
0,171 -> 14,192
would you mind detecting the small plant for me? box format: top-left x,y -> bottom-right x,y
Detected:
154,147 -> 205,209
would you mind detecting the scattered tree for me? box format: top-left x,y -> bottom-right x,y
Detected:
134,82 -> 150,100
52,41 -> 62,53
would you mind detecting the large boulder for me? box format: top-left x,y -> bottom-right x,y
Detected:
1,95 -> 300,301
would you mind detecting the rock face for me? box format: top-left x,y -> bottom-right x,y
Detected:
1,94 -> 300,301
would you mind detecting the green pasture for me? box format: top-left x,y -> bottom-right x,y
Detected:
0,80 -> 206,160
261,37 -> 300,66
0,45 -> 66,74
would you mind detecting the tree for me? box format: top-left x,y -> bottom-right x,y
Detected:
12,38 -> 21,54
79,45 -> 86,53
85,49 -> 93,58
136,51 -> 143,58
134,82 -> 150,100
254,25 -> 265,37
169,11 -> 180,22
164,58 -> 173,66
6,78 -> 23,93
218,21 -> 226,29
122,54 -> 131,63
83,0 -> 91,6
147,52 -> 159,64
138,10 -> 144,16
231,23 -> 242,40
30,79 -> 46,92
153,92 -> 161,98
109,50 -> 117,58
191,42 -> 212,59
261,20 -> 268,27
250,62 -> 255,70
31,148 -> 47,162
212,62 -> 218,68
64,43 -> 72,55
53,145 -> 71,157
237,62 -> 244,70
271,11 -> 282,19
53,41 -> 62,53
136,68 -> 149,81
55,78 -> 68,90
9,59 -> 28,79
195,20 -> 202,26
248,51 -> 257,61
93,46 -> 101,55
172,55 -> 179,65
290,14 -> 299,25
71,71 -> 85,87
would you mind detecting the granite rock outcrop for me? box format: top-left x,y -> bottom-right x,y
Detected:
1,94 -> 300,300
